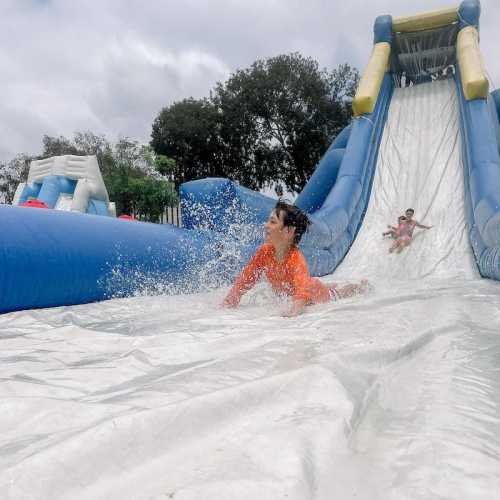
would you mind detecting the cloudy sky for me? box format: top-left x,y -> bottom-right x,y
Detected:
1,0 -> 499,161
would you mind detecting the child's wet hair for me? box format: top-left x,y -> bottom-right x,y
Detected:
274,200 -> 310,245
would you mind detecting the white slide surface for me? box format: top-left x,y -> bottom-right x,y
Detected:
1,80 -> 500,500
336,78 -> 477,281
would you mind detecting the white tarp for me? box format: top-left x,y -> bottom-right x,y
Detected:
1,79 -> 500,499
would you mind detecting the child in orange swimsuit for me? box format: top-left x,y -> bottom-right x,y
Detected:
222,201 -> 368,317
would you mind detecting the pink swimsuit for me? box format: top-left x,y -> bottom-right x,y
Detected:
396,221 -> 412,243
405,220 -> 417,237
395,222 -> 408,236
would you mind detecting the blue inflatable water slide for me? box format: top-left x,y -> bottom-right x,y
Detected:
1,0 -> 499,314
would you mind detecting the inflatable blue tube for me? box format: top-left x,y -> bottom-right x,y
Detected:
458,0 -> 480,29
180,178 -> 275,241
0,205 -> 225,313
18,182 -> 42,204
88,199 -> 110,216
491,89 -> 500,119
37,176 -> 77,208
455,71 -> 500,280
295,148 -> 345,214
302,73 -> 393,276
325,123 -> 352,152
374,15 -> 393,44
295,123 -> 352,214
488,91 -> 500,152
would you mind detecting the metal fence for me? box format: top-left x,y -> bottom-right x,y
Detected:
161,204 -> 182,226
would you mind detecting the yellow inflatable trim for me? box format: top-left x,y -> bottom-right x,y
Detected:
352,42 -> 390,117
457,26 -> 489,100
392,7 -> 458,33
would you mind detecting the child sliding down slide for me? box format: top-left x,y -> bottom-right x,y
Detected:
383,215 -> 408,238
388,208 -> 432,254
222,201 -> 369,317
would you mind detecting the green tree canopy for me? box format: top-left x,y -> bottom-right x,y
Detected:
0,154 -> 33,203
151,98 -> 225,188
151,53 -> 359,193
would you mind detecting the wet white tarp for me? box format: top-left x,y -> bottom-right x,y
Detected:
1,79 -> 500,499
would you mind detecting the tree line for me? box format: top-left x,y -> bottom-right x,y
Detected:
0,53 -> 358,218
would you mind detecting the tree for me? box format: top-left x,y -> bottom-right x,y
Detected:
214,54 -> 359,192
151,98 -> 226,188
130,177 -> 178,222
42,131 -> 116,177
0,134 -> 84,203
42,135 -> 82,157
150,53 -> 359,193
150,152 -> 176,179
0,154 -> 33,203
329,63 -> 360,123
73,131 -> 115,176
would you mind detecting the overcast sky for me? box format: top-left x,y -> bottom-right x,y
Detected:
1,0 -> 499,161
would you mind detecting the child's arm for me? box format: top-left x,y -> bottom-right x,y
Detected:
222,246 -> 266,308
415,221 -> 432,229
285,251 -> 312,317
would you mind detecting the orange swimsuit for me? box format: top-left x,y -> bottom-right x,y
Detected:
225,243 -> 331,306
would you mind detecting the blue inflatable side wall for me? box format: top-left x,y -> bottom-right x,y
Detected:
301,73 -> 393,276
489,90 -> 500,153
0,206 -> 220,313
294,124 -> 353,213
294,148 -> 345,214
180,178 -> 276,233
37,176 -> 77,208
88,199 -> 111,216
491,89 -> 500,119
325,123 -> 352,152
19,182 -> 42,202
458,0 -> 480,29
455,71 -> 500,280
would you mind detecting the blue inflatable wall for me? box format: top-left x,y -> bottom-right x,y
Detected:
0,205 -> 222,313
294,124 -> 352,214
455,71 -> 500,280
180,178 -> 276,235
300,74 -> 392,276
